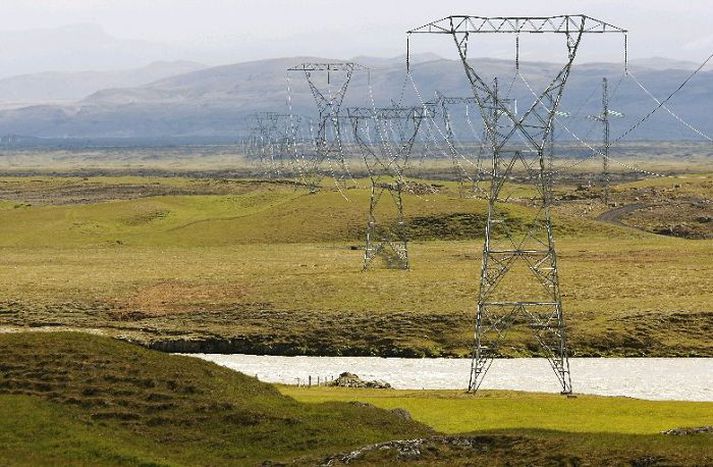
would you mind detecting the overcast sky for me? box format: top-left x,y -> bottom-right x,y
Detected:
2,0 -> 712,69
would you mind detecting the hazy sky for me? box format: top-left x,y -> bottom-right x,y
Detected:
3,0 -> 713,67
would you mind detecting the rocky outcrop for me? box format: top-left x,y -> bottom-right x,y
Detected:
662,426 -> 713,436
327,372 -> 391,389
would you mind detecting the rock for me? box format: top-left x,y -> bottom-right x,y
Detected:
390,408 -> 412,420
328,372 -> 392,389
662,426 -> 713,436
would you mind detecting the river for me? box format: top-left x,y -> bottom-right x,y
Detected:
184,355 -> 713,402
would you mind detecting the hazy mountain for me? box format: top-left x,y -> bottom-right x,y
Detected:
628,57 -> 701,71
0,61 -> 206,106
0,24 -> 191,78
0,54 -> 710,142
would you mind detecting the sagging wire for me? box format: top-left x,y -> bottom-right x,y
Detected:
518,71 -> 666,178
625,69 -> 713,142
615,51 -> 713,143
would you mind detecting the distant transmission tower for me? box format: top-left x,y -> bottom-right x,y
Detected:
348,104 -> 434,270
250,112 -> 293,178
435,92 -> 478,198
588,77 -> 624,205
409,15 -> 627,394
287,62 -> 366,192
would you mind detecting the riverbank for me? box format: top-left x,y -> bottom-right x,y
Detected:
1,331 -> 711,465
187,354 -> 713,401
0,175 -> 711,359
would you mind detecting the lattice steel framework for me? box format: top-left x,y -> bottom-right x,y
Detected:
435,92 -> 478,198
249,112 -> 295,178
409,15 -> 627,394
588,77 -> 624,205
435,90 -> 517,198
287,62 -> 366,192
348,105 -> 434,270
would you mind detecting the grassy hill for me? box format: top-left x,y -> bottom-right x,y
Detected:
0,332 -> 710,465
0,175 -> 710,357
0,332 -> 430,465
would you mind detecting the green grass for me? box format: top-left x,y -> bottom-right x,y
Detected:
0,332 -> 711,466
281,386 -> 713,435
282,387 -> 713,464
0,332 -> 431,465
0,176 -> 618,248
0,175 -> 710,357
0,395 -> 168,466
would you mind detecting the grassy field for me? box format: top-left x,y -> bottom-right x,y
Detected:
0,171 -> 711,357
0,332 -> 710,466
283,386 -> 713,464
0,162 -> 710,464
0,332 -> 430,465
281,386 -> 713,435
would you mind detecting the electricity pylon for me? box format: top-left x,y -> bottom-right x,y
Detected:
250,112 -> 294,178
588,77 -> 624,205
408,15 -> 628,394
348,104 -> 434,270
435,92 -> 478,198
287,62 -> 366,192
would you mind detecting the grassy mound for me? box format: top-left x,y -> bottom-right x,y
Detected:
0,332 -> 430,465
285,387 -> 713,465
0,177 -> 632,248
319,431 -> 713,465
0,175 -> 711,357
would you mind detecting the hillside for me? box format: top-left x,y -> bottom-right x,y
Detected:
0,55 -> 710,141
0,332 -> 711,465
0,174 -> 710,358
0,332 -> 430,465
0,61 -> 206,106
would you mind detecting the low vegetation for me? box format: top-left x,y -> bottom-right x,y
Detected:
0,171 -> 711,357
0,332 -> 430,465
0,332 -> 710,465
283,387 -> 713,464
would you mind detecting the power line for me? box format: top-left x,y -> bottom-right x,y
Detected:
615,51 -> 713,143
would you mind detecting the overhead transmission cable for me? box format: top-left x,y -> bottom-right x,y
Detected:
615,51 -> 713,143
518,71 -> 665,177
407,72 -> 489,178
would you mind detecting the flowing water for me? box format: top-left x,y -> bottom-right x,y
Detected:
184,355 -> 713,402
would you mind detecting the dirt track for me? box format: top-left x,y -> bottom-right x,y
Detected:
596,203 -> 648,226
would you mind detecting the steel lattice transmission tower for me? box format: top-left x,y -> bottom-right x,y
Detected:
249,112 -> 294,178
348,104 -> 434,270
409,15 -> 627,394
287,62 -> 366,192
435,92 -> 479,198
588,77 -> 624,205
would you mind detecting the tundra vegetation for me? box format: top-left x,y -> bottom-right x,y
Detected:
0,147 -> 711,464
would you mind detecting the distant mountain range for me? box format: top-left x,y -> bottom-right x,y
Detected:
0,61 -> 206,106
0,54 -> 710,143
0,24 -> 191,78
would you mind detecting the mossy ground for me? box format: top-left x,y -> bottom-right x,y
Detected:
0,332 -> 431,465
0,172 -> 711,357
0,332 -> 710,466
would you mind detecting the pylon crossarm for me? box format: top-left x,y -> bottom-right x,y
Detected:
304,71 -> 353,116
462,52 -> 576,153
287,62 -> 368,73
408,15 -> 626,35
